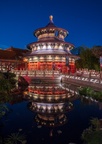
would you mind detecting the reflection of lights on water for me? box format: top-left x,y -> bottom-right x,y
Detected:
35,114 -> 67,127
25,84 -> 78,128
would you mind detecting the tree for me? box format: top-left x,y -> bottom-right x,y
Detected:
82,118 -> 102,144
4,132 -> 26,144
0,104 -> 9,119
75,47 -> 100,70
90,118 -> 101,131
0,72 -> 17,96
91,46 -> 102,58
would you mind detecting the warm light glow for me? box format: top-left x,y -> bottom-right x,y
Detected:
67,47 -> 69,51
59,45 -> 63,49
43,45 -> 46,49
23,58 -> 28,62
40,56 -> 44,60
43,106 -> 46,110
55,44 -> 58,49
33,57 -> 38,60
48,106 -> 51,110
37,105 -> 40,108
37,46 -> 40,50
48,55 -> 51,59
48,45 -> 51,49
49,15 -> 53,22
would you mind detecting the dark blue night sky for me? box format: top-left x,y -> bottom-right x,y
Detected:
0,0 -> 102,49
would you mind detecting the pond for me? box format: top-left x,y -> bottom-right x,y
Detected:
0,83 -> 102,144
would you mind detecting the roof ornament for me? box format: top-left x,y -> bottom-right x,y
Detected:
49,15 -> 53,23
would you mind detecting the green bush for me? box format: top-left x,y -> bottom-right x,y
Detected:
78,87 -> 102,102
82,118 -> 102,144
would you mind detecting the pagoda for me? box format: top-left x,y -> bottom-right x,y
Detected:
26,15 -> 78,74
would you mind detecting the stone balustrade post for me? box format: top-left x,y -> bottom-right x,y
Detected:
89,71 -> 91,82
26,70 -> 28,76
44,71 -> 45,78
99,71 -> 102,84
52,70 -> 54,78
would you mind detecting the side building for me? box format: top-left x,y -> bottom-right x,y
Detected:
0,47 -> 28,71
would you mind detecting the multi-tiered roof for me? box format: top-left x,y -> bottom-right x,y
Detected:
27,15 -> 74,56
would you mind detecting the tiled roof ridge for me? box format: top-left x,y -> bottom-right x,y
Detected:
6,47 -> 27,51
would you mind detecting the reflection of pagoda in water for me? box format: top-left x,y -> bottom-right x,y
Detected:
24,84 -> 75,127
26,15 -> 78,74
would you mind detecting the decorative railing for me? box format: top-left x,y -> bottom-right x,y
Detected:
76,71 -> 101,78
62,73 -> 102,90
11,69 -> 102,87
12,70 -> 60,77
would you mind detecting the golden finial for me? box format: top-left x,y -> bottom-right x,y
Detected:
49,15 -> 53,22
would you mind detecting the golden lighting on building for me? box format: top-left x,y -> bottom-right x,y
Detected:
23,58 -> 28,62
